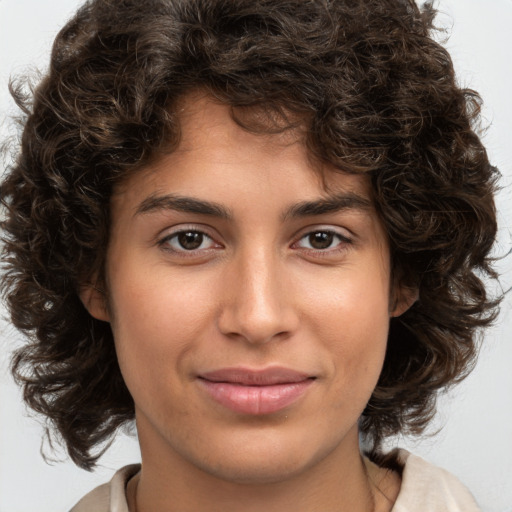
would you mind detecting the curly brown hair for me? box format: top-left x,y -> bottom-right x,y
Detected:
1,0 -> 499,470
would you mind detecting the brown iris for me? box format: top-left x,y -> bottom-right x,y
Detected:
308,231 -> 334,249
177,231 -> 204,250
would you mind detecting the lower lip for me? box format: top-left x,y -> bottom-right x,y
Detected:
198,379 -> 314,415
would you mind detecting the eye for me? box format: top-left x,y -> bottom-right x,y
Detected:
295,229 -> 352,251
159,229 -> 219,253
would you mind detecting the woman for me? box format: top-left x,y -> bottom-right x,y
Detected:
0,0 -> 503,510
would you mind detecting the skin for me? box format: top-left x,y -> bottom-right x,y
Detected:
83,93 -> 410,512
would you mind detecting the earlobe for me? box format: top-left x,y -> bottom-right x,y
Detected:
79,282 -> 110,322
390,286 -> 418,318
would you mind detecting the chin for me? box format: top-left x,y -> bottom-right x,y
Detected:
182,428 -> 340,485
198,454 -> 315,485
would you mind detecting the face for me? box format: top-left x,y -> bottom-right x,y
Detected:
84,94 -> 408,484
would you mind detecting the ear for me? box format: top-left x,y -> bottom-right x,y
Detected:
79,280 -> 110,322
390,285 -> 418,318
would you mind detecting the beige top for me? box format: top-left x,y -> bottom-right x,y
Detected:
69,450 -> 480,512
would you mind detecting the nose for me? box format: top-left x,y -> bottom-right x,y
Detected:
217,247 -> 299,345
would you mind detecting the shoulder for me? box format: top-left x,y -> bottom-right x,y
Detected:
69,464 -> 140,512
392,450 -> 480,512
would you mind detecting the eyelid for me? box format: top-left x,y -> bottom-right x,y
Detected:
291,225 -> 354,253
156,224 -> 223,253
292,224 -> 353,242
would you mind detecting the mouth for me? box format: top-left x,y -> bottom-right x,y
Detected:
197,367 -> 316,415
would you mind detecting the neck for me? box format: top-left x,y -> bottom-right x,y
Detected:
129,426 -> 398,512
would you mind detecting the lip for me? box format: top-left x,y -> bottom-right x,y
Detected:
197,367 -> 315,415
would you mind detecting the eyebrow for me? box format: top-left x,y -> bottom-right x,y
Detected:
135,194 -> 232,219
135,191 -> 372,220
282,192 -> 372,220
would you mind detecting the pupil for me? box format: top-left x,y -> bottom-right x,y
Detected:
309,232 -> 333,249
178,231 -> 203,250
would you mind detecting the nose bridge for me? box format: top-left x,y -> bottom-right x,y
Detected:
218,243 -> 296,344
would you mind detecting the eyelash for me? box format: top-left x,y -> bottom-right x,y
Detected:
292,229 -> 353,255
157,227 -> 353,257
157,227 -> 221,256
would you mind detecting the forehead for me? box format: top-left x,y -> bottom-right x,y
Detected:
113,92 -> 376,218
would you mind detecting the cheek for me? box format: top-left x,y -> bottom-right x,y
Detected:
107,262 -> 219,389
303,258 -> 390,331
301,264 -> 391,389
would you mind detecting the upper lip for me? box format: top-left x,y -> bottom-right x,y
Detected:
199,367 -> 313,386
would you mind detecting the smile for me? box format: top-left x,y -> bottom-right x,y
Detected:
197,367 -> 315,415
